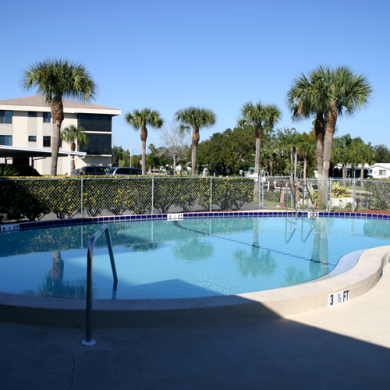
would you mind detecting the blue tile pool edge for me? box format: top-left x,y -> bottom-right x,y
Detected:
1,211 -> 389,233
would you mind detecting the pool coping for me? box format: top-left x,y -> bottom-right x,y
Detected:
0,240 -> 389,328
2,209 -> 390,234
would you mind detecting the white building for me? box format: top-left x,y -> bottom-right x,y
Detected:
368,163 -> 390,179
0,95 -> 121,174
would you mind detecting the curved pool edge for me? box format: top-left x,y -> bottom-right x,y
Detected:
1,245 -> 389,328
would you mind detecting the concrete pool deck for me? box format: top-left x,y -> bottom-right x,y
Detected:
1,259 -> 390,389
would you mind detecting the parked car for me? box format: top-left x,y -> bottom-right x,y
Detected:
106,167 -> 142,176
0,164 -> 41,176
78,166 -> 111,175
64,169 -> 82,176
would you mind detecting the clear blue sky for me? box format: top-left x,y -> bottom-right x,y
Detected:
2,0 -> 389,155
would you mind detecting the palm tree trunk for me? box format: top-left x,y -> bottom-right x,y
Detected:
173,155 -> 176,173
50,96 -> 64,176
140,127 -> 148,175
304,157 -> 307,179
192,128 -> 200,176
71,142 -> 76,171
254,126 -> 263,176
360,160 -> 365,188
342,164 -> 347,186
323,107 -> 337,180
142,140 -> 146,175
315,113 -> 325,179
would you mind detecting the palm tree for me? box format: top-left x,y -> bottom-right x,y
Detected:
287,74 -> 326,179
351,141 -> 376,183
175,107 -> 216,176
22,59 -> 97,176
60,125 -> 88,171
311,66 -> 372,179
332,134 -> 353,182
287,66 -> 372,181
298,138 -> 316,179
125,109 -> 164,175
237,102 -> 281,176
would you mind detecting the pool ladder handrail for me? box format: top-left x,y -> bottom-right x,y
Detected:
287,183 -> 298,215
82,224 -> 118,347
288,183 -> 315,216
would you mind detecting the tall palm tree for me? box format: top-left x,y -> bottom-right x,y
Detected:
125,109 -> 164,175
175,107 -> 216,176
60,125 -> 88,171
287,74 -> 326,179
22,59 -> 97,176
287,66 -> 372,181
237,102 -> 281,176
311,66 -> 372,179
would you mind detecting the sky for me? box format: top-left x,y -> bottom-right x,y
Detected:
1,0 -> 389,155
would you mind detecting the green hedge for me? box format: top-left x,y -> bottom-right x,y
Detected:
0,176 -> 255,222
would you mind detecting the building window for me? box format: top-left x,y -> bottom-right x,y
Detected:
379,170 -> 386,176
0,110 -> 12,124
28,112 -> 37,118
43,136 -> 51,147
78,134 -> 111,155
0,135 -> 12,145
78,114 -> 112,132
43,113 -> 51,123
28,136 -> 37,142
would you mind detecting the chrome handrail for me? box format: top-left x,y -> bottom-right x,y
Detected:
288,183 -> 298,214
82,224 -> 118,347
304,184 -> 315,213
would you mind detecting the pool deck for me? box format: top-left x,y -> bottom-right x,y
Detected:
1,259 -> 389,389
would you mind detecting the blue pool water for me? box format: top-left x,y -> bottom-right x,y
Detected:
0,216 -> 388,299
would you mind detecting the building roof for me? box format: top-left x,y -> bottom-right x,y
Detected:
0,145 -> 86,159
0,95 -> 121,116
369,163 -> 390,170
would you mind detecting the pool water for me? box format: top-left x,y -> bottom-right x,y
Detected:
0,217 -> 388,299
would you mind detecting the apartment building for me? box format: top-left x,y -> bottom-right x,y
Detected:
0,95 -> 121,174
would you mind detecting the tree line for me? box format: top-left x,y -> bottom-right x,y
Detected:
22,60 -> 379,177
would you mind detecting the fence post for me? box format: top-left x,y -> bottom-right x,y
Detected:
210,178 -> 213,212
81,178 -> 84,218
151,177 -> 155,214
352,178 -> 356,212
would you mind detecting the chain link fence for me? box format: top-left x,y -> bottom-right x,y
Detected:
1,176 -> 390,223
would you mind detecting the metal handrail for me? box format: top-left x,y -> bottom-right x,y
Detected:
81,224 -> 118,347
288,183 -> 298,214
304,184 -> 315,213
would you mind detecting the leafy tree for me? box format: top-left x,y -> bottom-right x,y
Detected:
111,146 -> 127,167
157,123 -> 190,172
175,107 -> 216,175
60,125 -> 88,171
237,102 -> 282,176
125,109 -> 164,175
22,59 -> 97,176
374,144 -> 390,163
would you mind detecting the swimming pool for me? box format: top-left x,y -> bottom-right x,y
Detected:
0,215 -> 389,300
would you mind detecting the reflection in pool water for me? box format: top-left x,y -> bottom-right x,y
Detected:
0,217 -> 388,299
